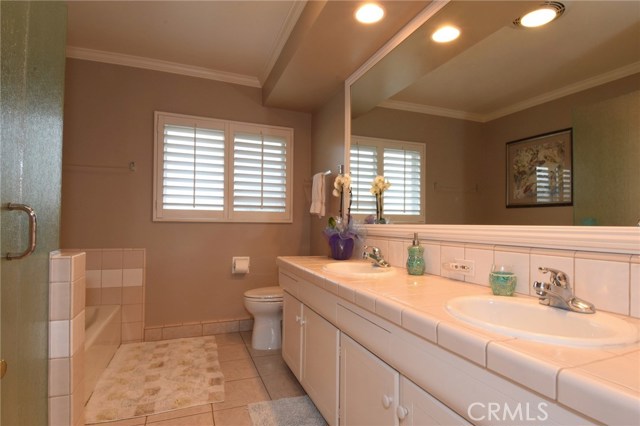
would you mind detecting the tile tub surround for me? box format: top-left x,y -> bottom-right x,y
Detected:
82,248 -> 146,343
277,256 -> 640,426
49,250 -> 87,426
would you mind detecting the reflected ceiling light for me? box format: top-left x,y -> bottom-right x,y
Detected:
355,3 -> 384,24
431,25 -> 460,43
515,2 -> 565,28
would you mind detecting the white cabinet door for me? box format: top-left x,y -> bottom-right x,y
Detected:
340,334 -> 399,426
302,306 -> 340,425
282,291 -> 303,380
398,376 -> 471,426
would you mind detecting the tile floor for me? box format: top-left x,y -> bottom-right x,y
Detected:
86,331 -> 306,426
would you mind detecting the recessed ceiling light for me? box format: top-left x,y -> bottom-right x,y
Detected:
431,25 -> 460,43
515,2 -> 565,28
355,3 -> 384,24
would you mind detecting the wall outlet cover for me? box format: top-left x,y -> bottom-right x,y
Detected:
454,258 -> 475,276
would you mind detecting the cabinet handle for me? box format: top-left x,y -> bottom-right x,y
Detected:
381,394 -> 393,409
397,405 -> 409,420
295,315 -> 306,325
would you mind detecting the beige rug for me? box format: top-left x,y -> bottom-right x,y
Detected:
85,336 -> 225,423
248,396 -> 327,426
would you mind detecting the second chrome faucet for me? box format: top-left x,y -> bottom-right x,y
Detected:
532,267 -> 595,314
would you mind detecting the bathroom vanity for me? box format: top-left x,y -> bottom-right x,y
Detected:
278,256 -> 640,426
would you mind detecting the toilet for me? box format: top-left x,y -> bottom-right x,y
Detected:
243,286 -> 284,350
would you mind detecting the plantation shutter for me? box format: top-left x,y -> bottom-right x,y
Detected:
350,136 -> 425,222
383,148 -> 422,215
350,143 -> 378,214
162,123 -> 225,211
232,130 -> 288,213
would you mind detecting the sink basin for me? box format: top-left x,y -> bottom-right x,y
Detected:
322,261 -> 395,278
446,295 -> 638,347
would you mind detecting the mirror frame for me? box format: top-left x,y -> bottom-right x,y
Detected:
344,1 -> 639,255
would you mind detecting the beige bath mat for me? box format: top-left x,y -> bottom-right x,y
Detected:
85,335 -> 224,423
248,396 -> 327,426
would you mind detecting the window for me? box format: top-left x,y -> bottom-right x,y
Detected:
351,136 -> 425,223
154,112 -> 293,222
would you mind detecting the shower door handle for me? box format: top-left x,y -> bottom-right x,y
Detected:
6,203 -> 37,260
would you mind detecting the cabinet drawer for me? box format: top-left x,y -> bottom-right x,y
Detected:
279,270 -> 300,296
337,303 -> 391,359
298,279 -> 337,325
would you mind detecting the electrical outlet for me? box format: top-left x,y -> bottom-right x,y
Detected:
442,259 -> 475,276
455,258 -> 475,276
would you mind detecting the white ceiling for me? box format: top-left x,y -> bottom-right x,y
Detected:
67,1 -> 302,86
66,0 -> 429,112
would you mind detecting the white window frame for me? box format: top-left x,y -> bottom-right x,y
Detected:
153,111 -> 293,223
351,135 -> 425,224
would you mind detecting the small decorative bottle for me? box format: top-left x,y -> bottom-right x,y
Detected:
407,233 -> 425,275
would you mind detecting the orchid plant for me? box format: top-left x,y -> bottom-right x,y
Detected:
324,172 -> 360,259
370,175 -> 391,224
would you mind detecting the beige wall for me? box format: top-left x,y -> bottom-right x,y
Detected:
310,88 -> 346,255
61,59 -> 312,327
573,90 -> 640,226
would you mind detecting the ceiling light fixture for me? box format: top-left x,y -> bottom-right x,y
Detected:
514,2 -> 565,28
431,25 -> 461,43
355,3 -> 384,24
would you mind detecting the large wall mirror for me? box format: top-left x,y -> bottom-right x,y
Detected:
347,0 -> 639,228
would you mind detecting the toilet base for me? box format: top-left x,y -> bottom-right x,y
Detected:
251,316 -> 282,350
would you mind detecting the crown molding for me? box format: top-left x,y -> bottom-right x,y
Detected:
378,61 -> 640,123
484,61 -> 640,122
66,46 -> 261,88
378,99 -> 485,122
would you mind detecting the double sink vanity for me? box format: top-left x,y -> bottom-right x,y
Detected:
278,256 -> 640,425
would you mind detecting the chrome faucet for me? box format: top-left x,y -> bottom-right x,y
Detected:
362,245 -> 390,268
532,267 -> 595,314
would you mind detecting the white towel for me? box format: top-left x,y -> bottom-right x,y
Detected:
309,172 -> 326,217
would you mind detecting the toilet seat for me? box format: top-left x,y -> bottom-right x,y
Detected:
244,286 -> 283,301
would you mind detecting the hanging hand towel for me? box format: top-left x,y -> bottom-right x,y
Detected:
309,172 -> 326,217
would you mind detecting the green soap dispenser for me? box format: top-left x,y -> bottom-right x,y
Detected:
407,233 -> 425,275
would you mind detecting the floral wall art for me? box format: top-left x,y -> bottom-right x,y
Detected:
506,128 -> 573,207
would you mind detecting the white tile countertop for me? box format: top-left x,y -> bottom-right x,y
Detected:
277,256 -> 640,426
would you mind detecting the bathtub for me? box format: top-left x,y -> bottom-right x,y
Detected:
84,305 -> 121,404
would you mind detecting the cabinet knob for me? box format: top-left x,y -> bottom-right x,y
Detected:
381,394 -> 393,409
397,405 -> 409,420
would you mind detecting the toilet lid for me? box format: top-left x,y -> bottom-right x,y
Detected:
244,286 -> 284,300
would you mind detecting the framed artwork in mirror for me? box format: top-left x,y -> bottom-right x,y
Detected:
506,128 -> 573,208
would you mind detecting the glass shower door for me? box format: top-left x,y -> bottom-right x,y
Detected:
0,2 -> 66,425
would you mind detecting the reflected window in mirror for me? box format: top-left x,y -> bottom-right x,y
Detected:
350,136 -> 425,223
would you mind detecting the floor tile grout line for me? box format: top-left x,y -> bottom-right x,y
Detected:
242,332 -> 277,402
